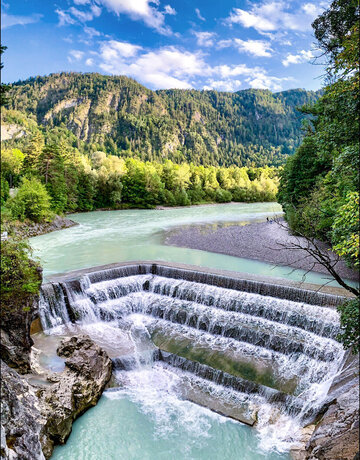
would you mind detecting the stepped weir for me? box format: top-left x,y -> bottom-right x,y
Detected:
37,263 -> 350,450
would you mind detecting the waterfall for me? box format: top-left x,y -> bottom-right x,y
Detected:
39,263 -> 347,451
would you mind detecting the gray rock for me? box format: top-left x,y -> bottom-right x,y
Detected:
1,361 -> 46,460
40,335 -> 112,458
1,335 -> 112,460
305,383 -> 359,460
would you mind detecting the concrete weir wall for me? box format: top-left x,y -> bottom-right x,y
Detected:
46,260 -> 349,306
39,261 -> 358,460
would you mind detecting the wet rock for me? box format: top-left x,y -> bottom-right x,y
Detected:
0,291 -> 40,374
305,383 -> 359,460
0,361 -> 46,460
0,335 -> 112,459
39,335 -> 112,458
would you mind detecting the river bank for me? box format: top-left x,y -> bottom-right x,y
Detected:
165,219 -> 359,282
2,215 -> 78,239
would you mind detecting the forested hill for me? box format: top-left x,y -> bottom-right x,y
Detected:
5,72 -> 320,167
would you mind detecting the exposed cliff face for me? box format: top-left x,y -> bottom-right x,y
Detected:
0,278 -> 41,373
304,352 -> 359,460
305,383 -> 359,460
1,335 -> 112,460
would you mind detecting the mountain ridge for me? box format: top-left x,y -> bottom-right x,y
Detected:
5,72 -> 320,167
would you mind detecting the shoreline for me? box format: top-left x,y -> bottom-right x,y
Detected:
64,200 -> 279,215
165,220 -> 359,282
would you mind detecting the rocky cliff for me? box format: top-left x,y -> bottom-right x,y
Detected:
1,335 -> 112,459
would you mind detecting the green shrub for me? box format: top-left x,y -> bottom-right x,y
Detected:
1,176 -> 10,206
0,239 -> 41,300
337,298 -> 360,354
8,177 -> 52,222
215,189 -> 233,203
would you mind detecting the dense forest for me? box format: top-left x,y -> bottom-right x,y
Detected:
277,0 -> 359,350
3,73 -> 320,167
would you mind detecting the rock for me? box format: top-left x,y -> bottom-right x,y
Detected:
39,335 -> 112,458
0,290 -> 40,374
0,361 -> 46,460
0,335 -> 112,460
305,383 -> 359,460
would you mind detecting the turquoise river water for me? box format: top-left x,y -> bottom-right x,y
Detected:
31,203 -> 341,460
31,202 -> 341,286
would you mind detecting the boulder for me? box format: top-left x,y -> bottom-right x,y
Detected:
305,383 -> 359,460
0,287 -> 40,374
1,335 -> 112,459
0,361 -> 46,460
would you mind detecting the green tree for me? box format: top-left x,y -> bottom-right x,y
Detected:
8,177 -> 52,222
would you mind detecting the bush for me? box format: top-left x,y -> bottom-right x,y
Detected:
8,177 -> 52,222
0,238 -> 42,300
337,298 -> 360,354
174,189 -> 190,206
1,176 -> 10,205
215,188 -> 233,203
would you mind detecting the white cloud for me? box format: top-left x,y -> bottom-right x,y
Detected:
245,73 -> 292,91
164,5 -> 176,15
84,25 -> 101,37
282,49 -> 314,66
194,31 -> 216,47
97,39 -> 292,92
99,41 -> 209,89
195,8 -> 205,21
234,39 -> 272,57
204,80 -> 242,92
226,1 -> 325,33
91,4 -> 102,16
219,38 -> 273,57
68,49 -> 85,62
97,0 -> 172,35
302,3 -> 323,17
1,12 -> 42,28
69,6 -> 95,21
56,8 -> 76,26
73,0 -> 91,4
85,58 -> 94,66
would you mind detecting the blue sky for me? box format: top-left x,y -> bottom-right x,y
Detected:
2,0 -> 329,91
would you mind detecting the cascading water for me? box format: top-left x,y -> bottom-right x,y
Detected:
39,264 -> 346,455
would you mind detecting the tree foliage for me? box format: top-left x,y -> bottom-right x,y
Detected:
0,238 -> 41,300
8,177 -> 52,222
4,73 -> 320,168
277,0 -> 359,351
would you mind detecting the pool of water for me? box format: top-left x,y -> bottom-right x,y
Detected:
30,202 -> 343,286
52,367 -> 291,460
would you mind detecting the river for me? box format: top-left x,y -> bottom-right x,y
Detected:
30,202 -> 341,286
31,203 -> 342,460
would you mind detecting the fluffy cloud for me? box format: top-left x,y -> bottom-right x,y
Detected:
218,38 -> 273,57
164,5 -> 176,15
1,12 -> 42,29
194,31 -> 216,47
226,1 -> 325,33
282,49 -> 314,66
97,40 -> 291,91
97,0 -> 173,35
85,58 -> 94,66
56,8 -> 78,26
68,49 -> 85,62
204,80 -> 242,92
99,41 -> 209,89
